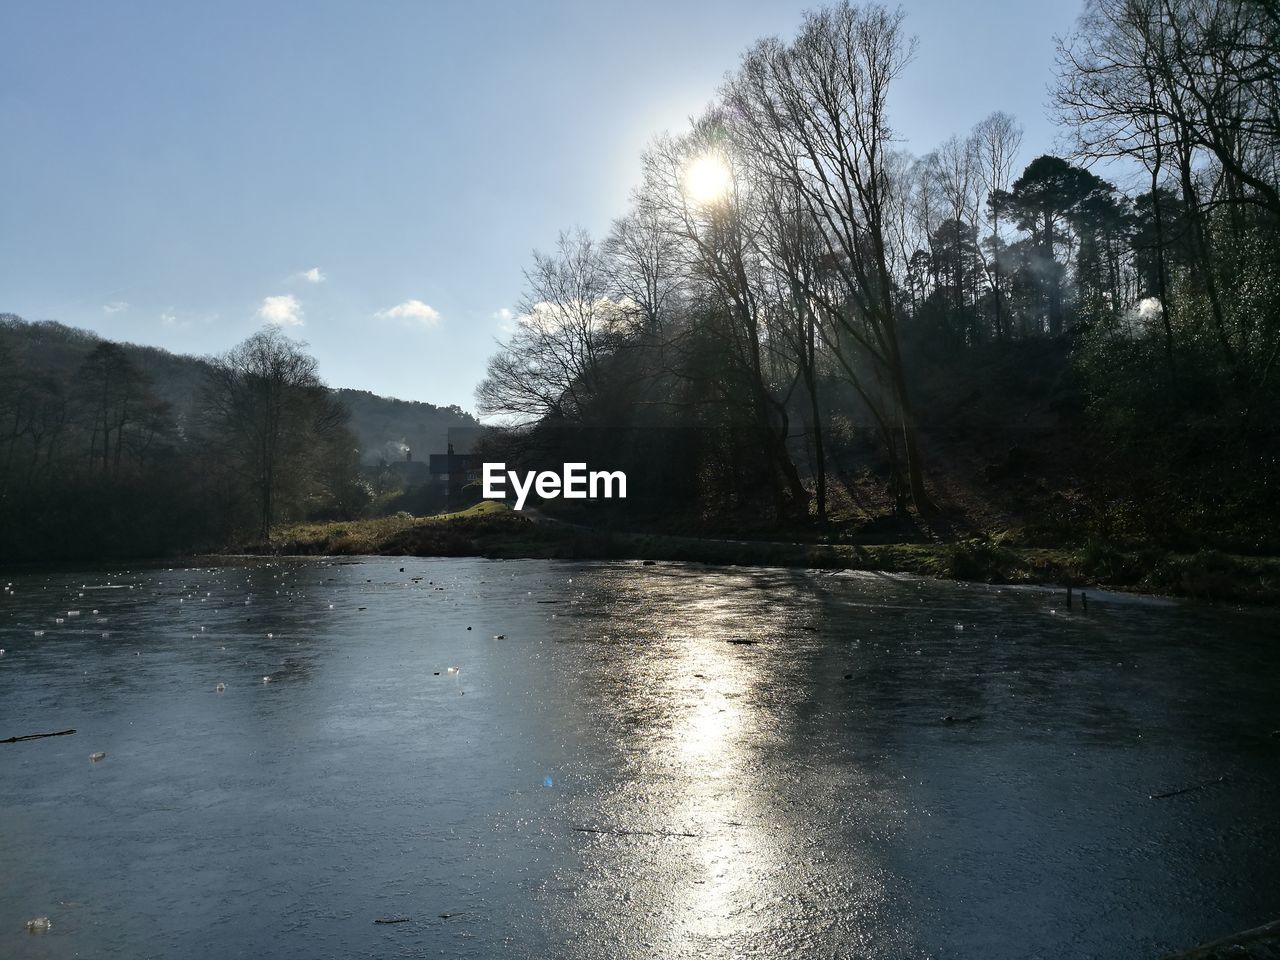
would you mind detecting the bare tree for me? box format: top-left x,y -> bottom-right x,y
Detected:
605,204 -> 684,330
1054,0 -> 1280,381
1055,0 -> 1189,374
928,134 -> 984,339
476,229 -> 627,423
972,111 -> 1024,339
202,329 -> 348,538
726,1 -> 935,512
637,119 -> 812,520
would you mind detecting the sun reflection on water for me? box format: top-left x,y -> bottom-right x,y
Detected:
543,568 -> 904,956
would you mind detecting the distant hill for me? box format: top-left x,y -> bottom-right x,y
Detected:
333,388 -> 480,464
0,314 -> 479,463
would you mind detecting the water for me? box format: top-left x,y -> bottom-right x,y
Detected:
1,558 -> 1277,959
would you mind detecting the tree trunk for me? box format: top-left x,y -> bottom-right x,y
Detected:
992,211 -> 1005,340
1177,136 -> 1235,371
1044,212 -> 1063,337
803,321 -> 827,523
1149,156 -> 1178,405
884,320 -> 933,514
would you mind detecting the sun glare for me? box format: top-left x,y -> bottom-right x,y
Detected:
684,153 -> 733,205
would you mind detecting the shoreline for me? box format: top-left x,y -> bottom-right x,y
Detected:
241,502 -> 1280,607
3,503 -> 1274,607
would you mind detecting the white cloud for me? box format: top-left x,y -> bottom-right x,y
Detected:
375,299 -> 441,327
257,294 -> 304,327
294,267 -> 325,284
515,296 -> 633,335
493,307 -> 517,333
103,301 -> 128,314
159,310 -> 217,330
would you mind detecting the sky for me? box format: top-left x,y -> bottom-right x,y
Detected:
1,0 -> 1084,413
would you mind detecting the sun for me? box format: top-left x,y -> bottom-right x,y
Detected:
684,153 -> 733,205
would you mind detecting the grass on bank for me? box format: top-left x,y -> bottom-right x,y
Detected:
263,500 -> 530,555
251,503 -> 1280,604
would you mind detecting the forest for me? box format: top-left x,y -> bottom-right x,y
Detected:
475,0 -> 1279,558
0,318 -> 477,561
2,0 -> 1276,575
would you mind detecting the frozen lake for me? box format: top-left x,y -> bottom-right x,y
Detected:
2,557 -> 1278,958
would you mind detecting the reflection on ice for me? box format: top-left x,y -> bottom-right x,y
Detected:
0,558 -> 1277,960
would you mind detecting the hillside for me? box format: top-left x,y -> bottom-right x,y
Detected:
0,314 -> 479,463
334,388 -> 479,465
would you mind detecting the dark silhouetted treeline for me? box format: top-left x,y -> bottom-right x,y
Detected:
477,0 -> 1279,553
0,318 -> 477,561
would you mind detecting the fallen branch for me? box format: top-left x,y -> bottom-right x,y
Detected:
941,714 -> 983,724
1150,775 -> 1228,800
2,728 -> 76,744
573,826 -> 698,838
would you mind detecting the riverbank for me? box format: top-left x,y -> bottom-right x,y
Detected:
245,502 -> 1280,605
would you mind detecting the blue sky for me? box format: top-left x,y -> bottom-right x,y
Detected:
1,0 -> 1082,412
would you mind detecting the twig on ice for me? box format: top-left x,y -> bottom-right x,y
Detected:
2,728 -> 76,744
1150,775 -> 1228,800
